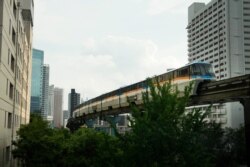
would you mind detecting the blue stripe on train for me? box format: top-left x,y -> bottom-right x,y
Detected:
191,75 -> 215,79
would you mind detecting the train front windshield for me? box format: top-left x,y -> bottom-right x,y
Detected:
191,64 -> 215,78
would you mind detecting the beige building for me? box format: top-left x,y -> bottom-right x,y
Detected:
0,0 -> 33,166
53,87 -> 63,128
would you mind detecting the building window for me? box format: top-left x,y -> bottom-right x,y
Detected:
9,19 -> 11,35
15,90 -> 18,104
8,49 -> 10,64
6,79 -> 8,95
11,55 -> 15,72
7,113 -> 12,129
12,28 -> 16,45
13,2 -> 17,19
5,146 -> 10,163
4,111 -> 7,128
9,82 -> 13,100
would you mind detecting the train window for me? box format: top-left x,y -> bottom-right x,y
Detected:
173,71 -> 177,79
204,64 -> 216,77
191,64 -> 215,77
158,75 -> 164,82
165,73 -> 172,80
199,65 -> 206,75
140,81 -> 147,88
161,74 -> 165,81
178,67 -> 189,77
191,64 -> 201,75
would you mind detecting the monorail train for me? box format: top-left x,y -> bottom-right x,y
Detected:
73,62 -> 216,118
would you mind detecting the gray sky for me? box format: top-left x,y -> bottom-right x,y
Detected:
33,0 -> 210,109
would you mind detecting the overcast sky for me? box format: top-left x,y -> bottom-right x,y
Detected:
33,0 -> 210,109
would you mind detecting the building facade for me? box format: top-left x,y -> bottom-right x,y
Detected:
0,0 -> 34,166
30,49 -> 49,120
53,87 -> 63,128
30,48 -> 43,114
93,114 -> 131,135
68,89 -> 80,118
41,65 -> 49,119
47,85 -> 54,124
187,0 -> 250,127
63,110 -> 69,127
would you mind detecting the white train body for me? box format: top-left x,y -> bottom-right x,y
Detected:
73,62 -> 216,118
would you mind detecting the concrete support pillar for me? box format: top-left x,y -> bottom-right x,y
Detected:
241,98 -> 250,166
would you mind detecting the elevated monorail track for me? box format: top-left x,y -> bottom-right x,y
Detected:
67,74 -> 250,165
189,74 -> 250,105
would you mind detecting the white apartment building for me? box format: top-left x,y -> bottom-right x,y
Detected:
0,0 -> 33,166
187,0 -> 250,128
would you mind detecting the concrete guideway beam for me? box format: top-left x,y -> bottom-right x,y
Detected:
240,98 -> 250,166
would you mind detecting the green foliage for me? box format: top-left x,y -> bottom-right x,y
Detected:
13,114 -> 122,167
12,114 -> 70,167
216,125 -> 247,166
63,128 -> 122,167
121,80 -> 224,167
13,82 -> 246,167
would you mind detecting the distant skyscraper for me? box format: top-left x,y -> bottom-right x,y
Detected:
30,49 -> 50,120
47,85 -> 55,124
30,49 -> 44,114
68,89 -> 80,117
54,87 -> 63,128
41,65 -> 50,119
187,0 -> 250,128
63,110 -> 69,127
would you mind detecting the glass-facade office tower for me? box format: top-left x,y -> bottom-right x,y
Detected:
187,0 -> 250,128
30,49 -> 44,114
0,0 -> 34,166
30,49 -> 50,120
68,89 -> 80,117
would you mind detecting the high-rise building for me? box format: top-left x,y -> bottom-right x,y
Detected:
30,50 -> 49,120
30,49 -> 44,114
41,65 -> 49,119
187,0 -> 250,128
54,87 -> 63,128
63,110 -> 69,127
0,0 -> 34,166
47,85 -> 55,124
68,89 -> 80,118
188,0 -> 250,79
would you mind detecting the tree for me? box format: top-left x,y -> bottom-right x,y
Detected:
13,114 -> 122,167
120,80 -> 224,167
12,114 -> 70,167
216,125 -> 247,166
63,128 -> 122,167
